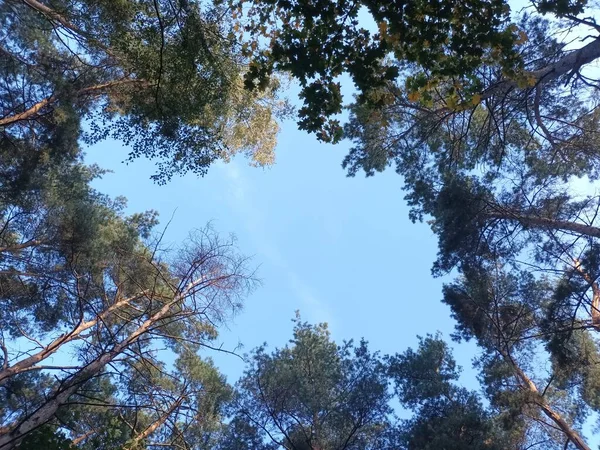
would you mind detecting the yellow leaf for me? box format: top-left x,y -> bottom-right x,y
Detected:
446,95 -> 458,109
471,94 -> 481,106
515,30 -> 528,45
407,91 -> 420,102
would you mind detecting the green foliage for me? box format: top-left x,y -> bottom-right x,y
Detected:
0,147 -> 256,447
243,0 -> 512,138
5,0 -> 600,448
17,426 -> 74,450
216,417 -> 278,450
231,314 -> 393,449
388,335 -> 460,407
281,6 -> 600,444
226,317 -> 532,449
232,0 -> 597,142
0,0 -> 287,182
389,336 -> 518,450
399,390 -> 502,450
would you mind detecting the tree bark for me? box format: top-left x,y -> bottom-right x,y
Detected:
508,356 -> 590,450
438,37 -> 600,113
529,37 -> 600,84
0,291 -> 149,385
0,290 -> 183,449
0,79 -> 149,127
126,397 -> 184,448
0,240 -> 44,253
21,0 -> 85,35
573,260 -> 600,326
70,429 -> 95,446
484,210 -> 600,239
473,36 -> 600,108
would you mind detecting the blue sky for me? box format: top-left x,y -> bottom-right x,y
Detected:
86,117 -> 481,388
74,3 -> 600,444
84,81 -> 599,445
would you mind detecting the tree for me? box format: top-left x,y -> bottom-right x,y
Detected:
234,0 -> 600,447
216,417 -> 278,450
0,4 -> 273,442
0,0 -> 289,183
227,317 -> 534,450
389,335 -> 521,450
237,0 -> 600,148
441,263 -> 600,449
234,0 -> 600,316
0,152 -> 257,448
230,314 -> 394,450
234,0 -> 600,292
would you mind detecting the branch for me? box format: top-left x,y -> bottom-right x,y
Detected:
430,36 -> 600,115
21,0 -> 86,36
0,79 -> 150,127
572,259 -> 600,326
0,282 -> 193,447
466,276 -> 591,450
71,429 -> 96,446
484,207 -> 600,238
125,396 -> 184,448
0,240 -> 44,253
0,290 -> 150,385
510,361 -> 590,450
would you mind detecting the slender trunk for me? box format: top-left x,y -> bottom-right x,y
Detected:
593,294 -> 600,326
126,397 -> 184,448
488,208 -> 600,321
71,429 -> 95,446
530,37 -> 600,84
0,291 -> 148,385
0,293 -> 181,449
482,37 -> 600,104
484,210 -> 600,239
508,355 -> 590,450
0,96 -> 54,126
440,37 -> 600,113
0,240 -> 44,253
0,79 -> 148,127
573,260 -> 600,326
21,0 -> 85,35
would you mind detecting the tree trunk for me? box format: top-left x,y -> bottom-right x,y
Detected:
484,210 -> 600,239
434,37 -> 600,113
125,397 -> 184,448
71,429 -> 95,446
508,355 -> 590,450
0,291 -> 148,385
0,292 -> 181,449
0,240 -> 44,253
0,79 -> 148,127
573,260 -> 600,327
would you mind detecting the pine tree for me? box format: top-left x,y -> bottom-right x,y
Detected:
0,0 -> 289,183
